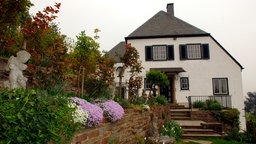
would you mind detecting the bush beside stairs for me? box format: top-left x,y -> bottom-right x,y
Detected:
170,104 -> 223,139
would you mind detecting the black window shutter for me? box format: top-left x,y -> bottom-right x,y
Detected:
179,45 -> 186,60
145,46 -> 152,61
167,45 -> 174,60
202,44 -> 210,59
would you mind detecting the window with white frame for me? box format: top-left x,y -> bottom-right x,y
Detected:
187,44 -> 201,59
179,43 -> 210,60
144,78 -> 151,89
212,78 -> 229,95
153,45 -> 167,60
180,77 -> 189,90
145,45 -> 174,61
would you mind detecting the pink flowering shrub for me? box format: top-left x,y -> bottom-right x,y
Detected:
100,100 -> 124,122
71,97 -> 103,127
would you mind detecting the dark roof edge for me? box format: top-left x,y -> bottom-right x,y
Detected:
210,35 -> 244,70
125,33 -> 211,40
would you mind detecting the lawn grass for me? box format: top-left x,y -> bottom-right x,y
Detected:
203,138 -> 247,144
177,137 -> 247,144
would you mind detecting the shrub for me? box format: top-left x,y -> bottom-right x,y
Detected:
204,99 -> 223,110
156,95 -> 168,105
71,97 -> 103,127
225,128 -> 249,143
222,108 -> 240,128
100,100 -> 124,122
160,120 -> 183,140
133,96 -> 146,105
147,97 -> 158,106
193,100 -> 206,108
244,92 -> 256,116
114,97 -> 132,109
245,113 -> 256,142
0,88 -> 79,144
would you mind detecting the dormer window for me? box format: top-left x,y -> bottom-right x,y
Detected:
180,43 -> 210,60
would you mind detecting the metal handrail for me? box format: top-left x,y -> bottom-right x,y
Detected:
187,95 -> 232,109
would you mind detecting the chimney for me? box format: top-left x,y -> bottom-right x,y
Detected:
167,3 -> 174,16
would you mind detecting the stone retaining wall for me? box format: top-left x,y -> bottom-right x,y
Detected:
191,110 -> 219,122
71,106 -> 171,144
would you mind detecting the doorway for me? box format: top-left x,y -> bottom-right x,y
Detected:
160,77 -> 174,103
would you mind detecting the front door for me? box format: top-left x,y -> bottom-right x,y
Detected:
160,77 -> 173,103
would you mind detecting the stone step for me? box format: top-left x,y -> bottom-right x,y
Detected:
182,133 -> 222,139
170,108 -> 191,111
170,104 -> 187,109
170,113 -> 190,117
183,128 -> 217,134
171,117 -> 191,120
182,125 -> 203,129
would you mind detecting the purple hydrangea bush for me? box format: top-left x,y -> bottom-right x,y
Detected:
100,100 -> 124,122
71,97 -> 103,127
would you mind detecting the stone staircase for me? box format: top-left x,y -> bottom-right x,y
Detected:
170,104 -> 223,138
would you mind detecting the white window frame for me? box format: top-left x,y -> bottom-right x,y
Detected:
144,78 -> 152,90
187,44 -> 201,59
180,77 -> 189,90
153,45 -> 167,60
212,78 -> 229,95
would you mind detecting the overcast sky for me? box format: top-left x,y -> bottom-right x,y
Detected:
30,0 -> 256,95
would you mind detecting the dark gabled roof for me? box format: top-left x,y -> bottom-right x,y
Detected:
126,10 -> 209,40
108,41 -> 126,63
108,4 -> 243,70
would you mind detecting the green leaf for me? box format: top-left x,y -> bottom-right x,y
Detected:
17,136 -> 24,142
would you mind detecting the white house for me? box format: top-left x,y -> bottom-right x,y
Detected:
109,3 -> 245,130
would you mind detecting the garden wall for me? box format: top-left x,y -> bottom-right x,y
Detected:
71,106 -> 171,144
191,110 -> 219,122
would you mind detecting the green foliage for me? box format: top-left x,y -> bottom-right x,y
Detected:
192,100 -> 206,108
156,95 -> 168,105
244,92 -> 256,116
204,99 -> 223,110
0,88 -> 80,144
211,108 -> 240,129
68,31 -> 115,99
71,30 -> 100,74
147,97 -> 159,106
84,78 -> 112,100
245,113 -> 256,142
222,108 -> 240,128
225,128 -> 250,143
26,23 -> 68,89
146,70 -> 169,88
162,111 -> 167,119
114,97 -> 132,109
132,96 -> 146,105
0,0 -> 32,57
202,137 -> 247,144
160,120 -> 183,140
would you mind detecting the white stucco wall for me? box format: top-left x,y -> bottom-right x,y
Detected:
118,36 -> 245,130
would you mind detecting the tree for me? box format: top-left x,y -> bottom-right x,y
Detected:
71,30 -> 100,74
146,70 -> 169,97
68,30 -> 115,99
25,23 -> 68,88
0,0 -> 33,56
118,44 -> 143,101
1,2 -> 66,89
245,92 -> 256,116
